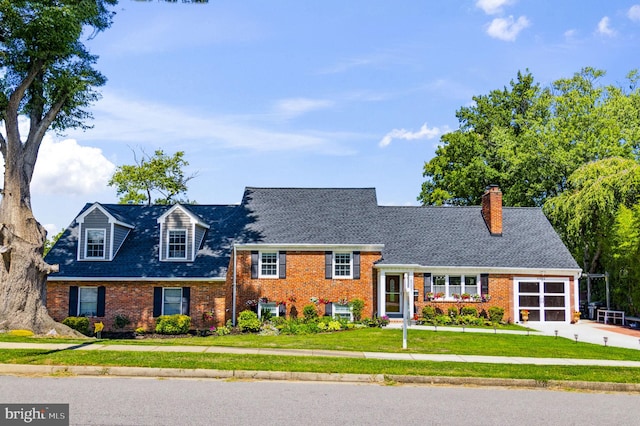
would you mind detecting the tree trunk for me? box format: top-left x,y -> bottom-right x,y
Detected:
0,142 -> 81,336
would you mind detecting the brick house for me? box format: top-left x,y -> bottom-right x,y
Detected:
44,186 -> 581,331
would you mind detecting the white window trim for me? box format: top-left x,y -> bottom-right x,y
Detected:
85,228 -> 106,260
257,301 -> 279,319
166,228 -> 188,261
78,286 -> 98,317
162,287 -> 185,315
331,303 -> 353,321
333,252 -> 353,279
258,251 -> 279,278
431,274 -> 480,300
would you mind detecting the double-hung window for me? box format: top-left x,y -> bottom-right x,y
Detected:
259,252 -> 278,277
78,287 -> 98,317
333,253 -> 352,278
167,229 -> 187,259
86,229 -> 105,259
163,288 -> 184,315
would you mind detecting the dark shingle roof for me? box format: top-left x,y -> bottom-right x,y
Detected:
375,206 -> 580,269
45,187 -> 580,279
45,203 -> 251,279
240,187 -> 382,244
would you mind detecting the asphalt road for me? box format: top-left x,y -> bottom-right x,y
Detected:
1,375 -> 639,425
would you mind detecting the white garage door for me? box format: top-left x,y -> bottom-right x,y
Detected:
516,279 -> 568,322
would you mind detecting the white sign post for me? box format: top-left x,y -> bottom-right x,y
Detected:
402,273 -> 413,349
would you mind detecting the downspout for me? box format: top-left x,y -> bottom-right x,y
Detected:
232,245 -> 237,326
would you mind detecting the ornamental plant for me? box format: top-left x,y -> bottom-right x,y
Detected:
238,310 -> 261,332
155,314 -> 191,335
303,304 -> 319,322
62,316 -> 90,336
488,306 -> 505,324
350,298 -> 365,321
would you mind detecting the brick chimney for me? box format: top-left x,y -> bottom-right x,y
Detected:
481,185 -> 502,236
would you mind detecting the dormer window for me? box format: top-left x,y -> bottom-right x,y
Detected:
168,229 -> 187,259
85,229 -> 106,259
76,203 -> 133,262
157,204 -> 210,262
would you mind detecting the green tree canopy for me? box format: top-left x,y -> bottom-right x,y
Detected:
0,0 -> 208,333
419,68 -> 640,207
109,149 -> 197,205
544,157 -> 640,274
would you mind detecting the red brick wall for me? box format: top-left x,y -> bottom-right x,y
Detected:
46,281 -> 226,332
412,274 -> 575,323
225,251 -> 381,320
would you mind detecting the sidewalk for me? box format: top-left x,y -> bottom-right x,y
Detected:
0,319 -> 639,367
2,323 -> 640,392
388,319 -> 640,350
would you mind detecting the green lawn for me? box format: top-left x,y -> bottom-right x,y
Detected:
1,328 -> 640,383
0,348 -> 639,384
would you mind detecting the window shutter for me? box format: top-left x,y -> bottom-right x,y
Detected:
480,274 -> 489,295
153,287 -> 162,317
353,252 -> 360,279
325,251 -> 333,279
279,251 -> 286,279
423,273 -> 431,301
182,287 -> 191,316
68,286 -> 79,317
251,251 -> 259,279
97,286 -> 106,317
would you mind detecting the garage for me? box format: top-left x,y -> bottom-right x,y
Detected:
515,278 -> 569,322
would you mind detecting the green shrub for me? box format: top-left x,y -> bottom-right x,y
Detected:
113,314 -> 131,330
350,298 -> 365,321
327,320 -> 342,331
237,310 -> 261,332
302,304 -> 319,322
155,314 -> 191,335
460,306 -> 478,317
447,307 -> 458,318
458,314 -> 483,325
215,325 -> 230,336
62,316 -> 90,336
421,305 -> 437,321
435,315 -> 452,325
317,321 -> 327,331
488,306 -> 505,324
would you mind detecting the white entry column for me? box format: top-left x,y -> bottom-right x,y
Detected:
378,270 -> 386,318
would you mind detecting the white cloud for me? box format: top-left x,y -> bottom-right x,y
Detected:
66,91 -> 354,156
564,29 -> 577,39
486,15 -> 530,41
476,0 -> 514,15
628,5 -> 640,22
597,16 -> 616,37
273,98 -> 334,119
379,123 -> 442,148
31,136 -> 115,196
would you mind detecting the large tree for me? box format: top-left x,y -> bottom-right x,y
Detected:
109,149 -> 196,205
419,68 -> 640,207
0,0 -> 117,334
0,0 -> 207,334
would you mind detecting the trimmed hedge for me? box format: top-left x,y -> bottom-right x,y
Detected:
155,314 -> 191,335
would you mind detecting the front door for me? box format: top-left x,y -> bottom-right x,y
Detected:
517,279 -> 567,322
385,275 -> 401,315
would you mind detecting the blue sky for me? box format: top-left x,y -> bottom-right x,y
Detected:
28,0 -> 640,235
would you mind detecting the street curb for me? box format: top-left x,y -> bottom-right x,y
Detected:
1,363 -> 639,392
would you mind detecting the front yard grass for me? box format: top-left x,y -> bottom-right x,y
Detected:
0,348 -> 639,384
